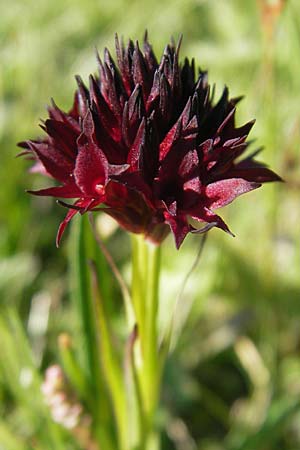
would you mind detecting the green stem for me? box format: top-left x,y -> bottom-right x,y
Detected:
131,235 -> 162,449
145,241 -> 161,418
131,235 -> 147,355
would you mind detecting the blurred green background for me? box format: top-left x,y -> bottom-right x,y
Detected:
1,0 -> 300,448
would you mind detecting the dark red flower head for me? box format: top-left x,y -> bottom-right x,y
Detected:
20,33 -> 281,248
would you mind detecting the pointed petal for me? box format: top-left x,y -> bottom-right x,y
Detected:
146,70 -> 160,112
159,119 -> 182,161
28,141 -> 74,182
45,119 -> 78,159
28,182 -> 82,198
227,167 -> 282,183
143,32 -> 158,74
216,107 -> 236,134
230,158 -> 283,182
163,211 -> 191,249
159,73 -> 171,123
74,140 -> 108,196
127,118 -> 146,171
115,35 -> 134,96
48,98 -> 81,132
190,207 -> 234,236
205,178 -> 260,210
56,208 -> 78,247
179,148 -> 200,181
75,75 -> 90,116
56,198 -> 97,246
89,74 -> 121,142
201,87 -> 229,137
122,85 -> 145,146
132,41 -> 150,99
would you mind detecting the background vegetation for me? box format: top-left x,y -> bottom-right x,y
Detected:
1,0 -> 300,448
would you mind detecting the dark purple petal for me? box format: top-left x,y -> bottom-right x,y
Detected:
205,178 -> 260,210
127,118 -> 146,171
132,41 -> 151,101
45,119 -> 78,159
122,85 -> 145,147
28,141 -> 74,182
48,98 -> 81,133
56,208 -> 78,247
89,74 -> 122,143
28,182 -> 82,198
190,207 -> 234,236
163,211 -> 191,249
74,140 -> 108,196
143,31 -> 158,75
159,119 -> 182,161
229,158 -> 283,182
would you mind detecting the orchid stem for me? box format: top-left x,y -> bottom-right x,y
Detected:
131,234 -> 162,450
145,241 -> 161,417
131,235 -> 147,354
